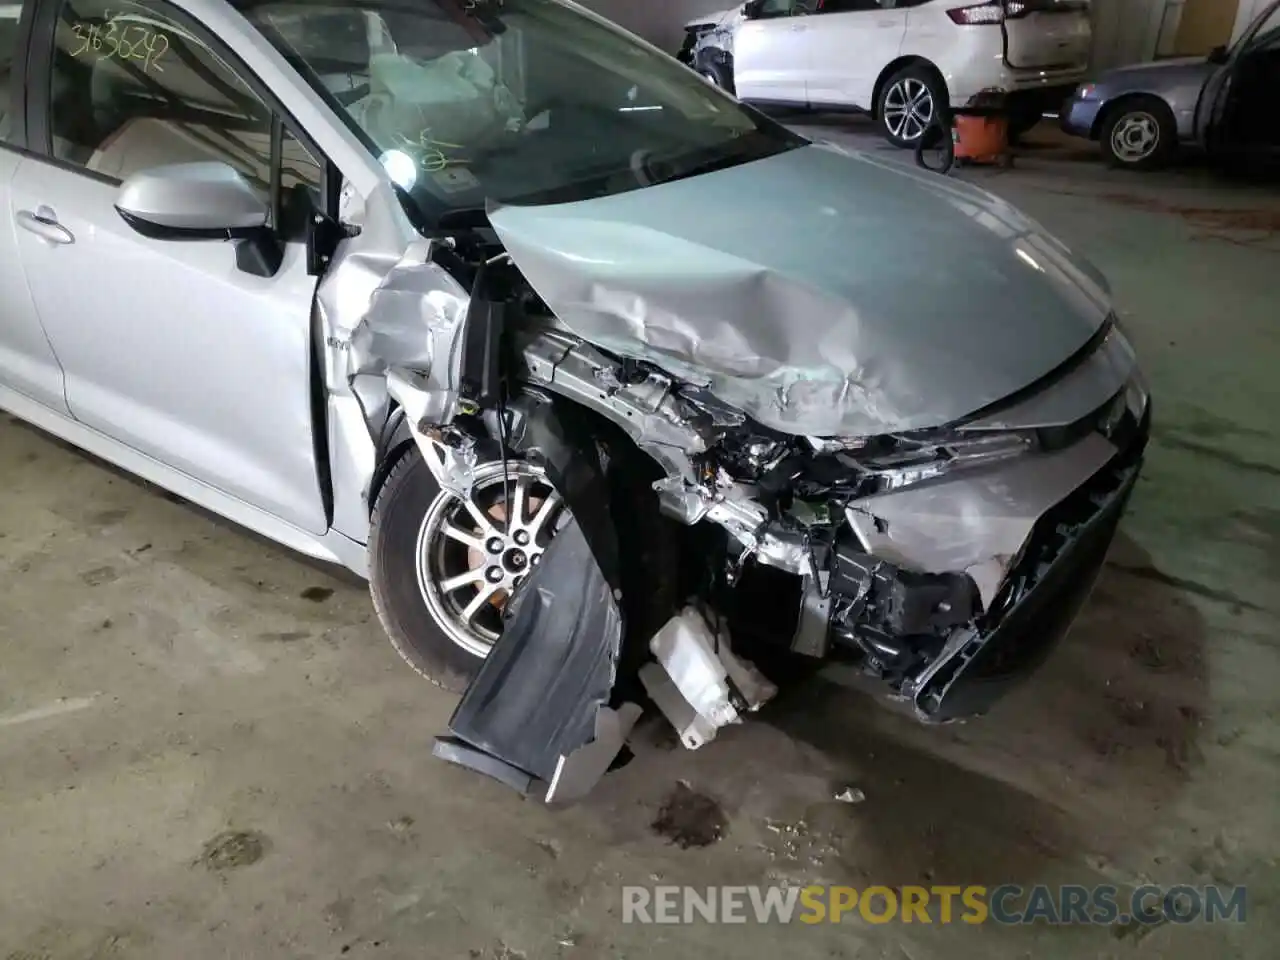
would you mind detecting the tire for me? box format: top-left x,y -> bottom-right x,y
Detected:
877,65 -> 946,149
368,448 -> 567,693
695,52 -> 734,96
368,439 -> 680,697
1100,96 -> 1176,171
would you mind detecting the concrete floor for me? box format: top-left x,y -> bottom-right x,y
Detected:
2,123 -> 1278,960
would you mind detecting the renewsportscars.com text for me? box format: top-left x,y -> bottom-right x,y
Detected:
622,884 -> 1248,926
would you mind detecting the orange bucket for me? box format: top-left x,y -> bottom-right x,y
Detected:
953,113 -> 1009,165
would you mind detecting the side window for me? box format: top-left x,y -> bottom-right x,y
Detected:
1,0 -> 29,142
815,0 -> 888,13
755,0 -> 800,19
47,0 -> 320,196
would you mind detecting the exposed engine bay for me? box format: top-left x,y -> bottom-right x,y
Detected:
316,186 -> 1151,802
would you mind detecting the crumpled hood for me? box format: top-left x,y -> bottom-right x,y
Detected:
489,143 -> 1114,437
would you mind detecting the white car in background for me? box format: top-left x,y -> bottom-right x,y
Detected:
678,0 -> 1093,147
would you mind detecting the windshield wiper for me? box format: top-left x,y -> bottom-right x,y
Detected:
655,152 -> 754,185
648,130 -> 801,186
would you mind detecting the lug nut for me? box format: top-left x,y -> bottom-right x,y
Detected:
513,530 -> 530,546
485,566 -> 503,583
486,537 -> 504,554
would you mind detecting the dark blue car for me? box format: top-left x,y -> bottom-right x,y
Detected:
1060,0 -> 1280,169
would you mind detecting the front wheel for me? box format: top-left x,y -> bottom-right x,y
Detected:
878,66 -> 945,149
695,52 -> 734,96
368,449 -> 569,692
1101,97 -> 1176,170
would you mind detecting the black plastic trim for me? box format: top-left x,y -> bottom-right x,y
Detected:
957,315 -> 1117,427
114,207 -> 259,241
1,0 -> 36,149
446,516 -> 622,786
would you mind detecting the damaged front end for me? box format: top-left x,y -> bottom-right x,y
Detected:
410,295 -> 1149,797
676,4 -> 743,81
641,318 -> 1150,727
317,155 -> 1150,803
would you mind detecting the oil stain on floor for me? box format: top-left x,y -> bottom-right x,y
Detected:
651,782 -> 728,849
199,830 -> 270,871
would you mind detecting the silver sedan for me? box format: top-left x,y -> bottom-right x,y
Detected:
2,0 -> 1149,795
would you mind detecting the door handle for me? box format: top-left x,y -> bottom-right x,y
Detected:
16,207 -> 75,245
789,22 -> 808,30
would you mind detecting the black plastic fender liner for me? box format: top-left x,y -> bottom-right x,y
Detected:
431,736 -> 538,796
506,397 -> 623,592
445,515 -> 624,785
431,396 -> 652,796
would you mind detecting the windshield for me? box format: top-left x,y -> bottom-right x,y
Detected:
243,0 -> 803,226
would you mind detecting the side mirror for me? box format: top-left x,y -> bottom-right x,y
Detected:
742,0 -> 763,19
115,162 -> 269,238
1208,44 -> 1230,64
115,162 -> 283,276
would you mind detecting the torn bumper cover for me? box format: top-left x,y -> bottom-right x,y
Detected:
823,396 -> 1151,722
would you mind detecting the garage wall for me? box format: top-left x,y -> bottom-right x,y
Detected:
1091,0 -> 1170,68
1172,0 -> 1240,52
580,0 -> 733,54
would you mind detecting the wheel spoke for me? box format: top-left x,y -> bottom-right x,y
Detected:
510,478 -> 528,529
462,497 -> 500,537
440,567 -> 486,594
461,583 -> 502,624
526,490 -> 563,540
441,521 -> 486,551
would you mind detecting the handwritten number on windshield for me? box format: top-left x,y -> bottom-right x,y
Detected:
70,11 -> 170,72
395,131 -> 469,172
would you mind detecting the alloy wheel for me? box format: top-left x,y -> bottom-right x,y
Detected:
884,78 -> 935,143
414,461 -> 567,658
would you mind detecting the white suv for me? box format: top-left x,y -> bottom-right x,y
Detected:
678,0 -> 1093,146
